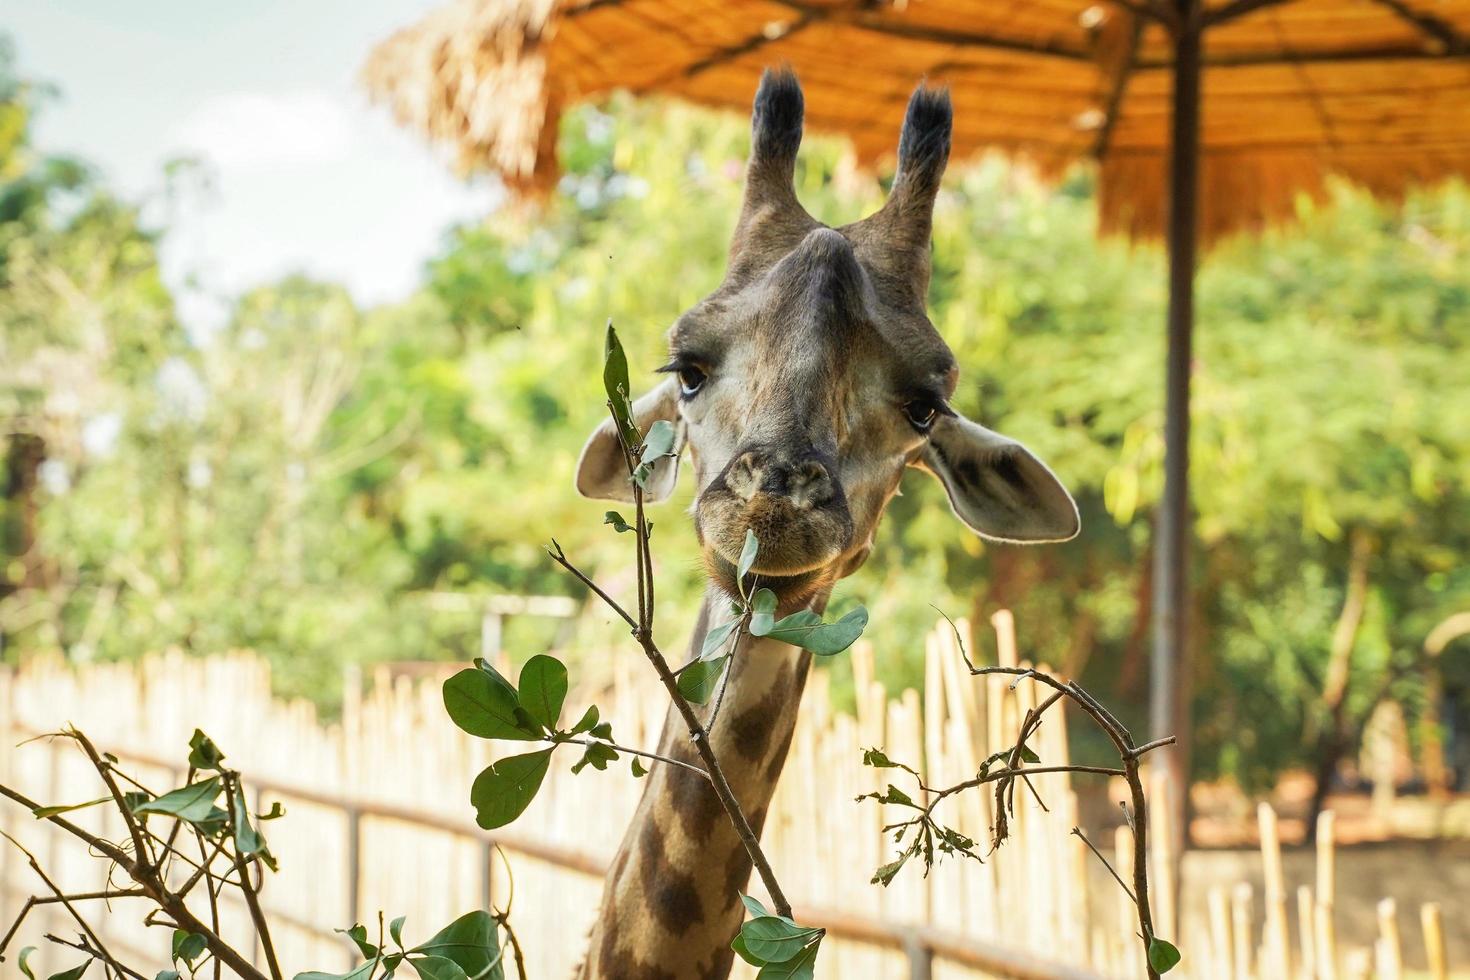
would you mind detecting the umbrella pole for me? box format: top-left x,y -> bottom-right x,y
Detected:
1152,2 -> 1201,865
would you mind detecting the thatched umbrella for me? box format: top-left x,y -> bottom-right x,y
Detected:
363,0 -> 1470,842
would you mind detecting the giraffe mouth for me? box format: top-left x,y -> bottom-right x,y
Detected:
702,549 -> 830,606
695,485 -> 853,600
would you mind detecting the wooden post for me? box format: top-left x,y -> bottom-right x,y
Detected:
1375,898 -> 1402,980
1421,902 -> 1448,980
1151,0 -> 1203,868
1208,886 -> 1233,979
1258,803 -> 1291,977
1297,885 -> 1316,980
1230,883 -> 1254,980
1315,811 -> 1337,980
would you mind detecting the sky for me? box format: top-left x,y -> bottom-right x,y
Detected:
8,0 -> 501,330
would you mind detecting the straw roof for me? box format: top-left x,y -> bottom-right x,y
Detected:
363,0 -> 1470,240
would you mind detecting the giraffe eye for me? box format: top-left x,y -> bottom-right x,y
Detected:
904,401 -> 939,432
678,364 -> 707,397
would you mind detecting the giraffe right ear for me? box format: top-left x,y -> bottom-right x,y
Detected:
914,411 -> 1080,543
575,378 -> 684,503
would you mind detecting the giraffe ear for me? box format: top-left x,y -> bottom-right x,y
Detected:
914,412 -> 1079,543
575,378 -> 684,503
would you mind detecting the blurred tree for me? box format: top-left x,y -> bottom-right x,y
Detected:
2,36 -> 1467,797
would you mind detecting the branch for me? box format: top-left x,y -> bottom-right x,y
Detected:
224,780 -> 283,980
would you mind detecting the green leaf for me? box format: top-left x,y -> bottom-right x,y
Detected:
603,511 -> 633,533
472,657 -> 518,697
410,910 -> 500,980
740,894 -> 772,919
634,421 -> 677,487
43,965 -> 89,980
408,957 -> 468,980
590,721 -> 613,740
1020,746 -> 1041,765
731,933 -> 762,968
443,669 -> 540,741
390,916 -> 407,950
870,849 -> 913,886
748,588 -> 778,636
739,917 -> 822,964
883,785 -> 916,807
18,947 -> 37,980
260,801 -> 286,820
232,789 -> 266,858
757,937 -> 820,979
188,729 -> 225,770
31,797 -> 109,819
293,961 -> 379,980
860,748 -> 919,776
570,740 -> 619,775
568,704 -> 600,735
155,972 -> 181,980
737,530 -> 759,584
630,757 -> 647,778
765,607 -> 868,655
133,778 -> 222,824
336,924 -> 378,961
1148,937 -> 1182,974
518,655 -> 567,730
172,930 -> 207,965
602,322 -> 639,449
676,655 -> 728,704
469,750 -> 554,829
699,619 -> 740,660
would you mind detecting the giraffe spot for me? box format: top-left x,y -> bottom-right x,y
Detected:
729,661 -> 792,761
669,763 -> 724,842
595,924 -> 677,980
638,819 -> 704,934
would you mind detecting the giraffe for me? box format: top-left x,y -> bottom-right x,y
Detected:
572,69 -> 1080,979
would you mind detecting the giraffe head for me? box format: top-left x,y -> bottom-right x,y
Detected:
578,70 -> 1079,605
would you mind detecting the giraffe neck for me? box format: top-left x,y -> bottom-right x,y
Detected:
580,587 -> 816,979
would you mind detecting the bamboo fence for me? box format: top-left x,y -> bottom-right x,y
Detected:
0,615 -> 1456,979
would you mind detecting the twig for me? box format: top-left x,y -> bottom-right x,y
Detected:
1072,827 -> 1136,903
41,933 -> 149,980
553,737 -> 710,781
68,729 -> 155,872
548,541 -> 637,630
3,833 -> 139,980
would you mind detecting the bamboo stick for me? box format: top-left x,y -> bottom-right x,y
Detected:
1209,886 -> 1234,980
1296,885 -> 1316,980
1258,802 -> 1291,978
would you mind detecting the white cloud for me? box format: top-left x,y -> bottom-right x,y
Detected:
171,90 -> 355,169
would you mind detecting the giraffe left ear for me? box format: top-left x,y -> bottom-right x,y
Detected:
575,378 -> 684,503
914,412 -> 1080,543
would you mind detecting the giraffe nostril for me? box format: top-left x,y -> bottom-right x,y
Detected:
790,459 -> 834,509
726,452 -> 763,501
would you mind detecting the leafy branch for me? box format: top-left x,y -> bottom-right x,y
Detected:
858,618 -> 1183,979
0,729 -> 525,980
